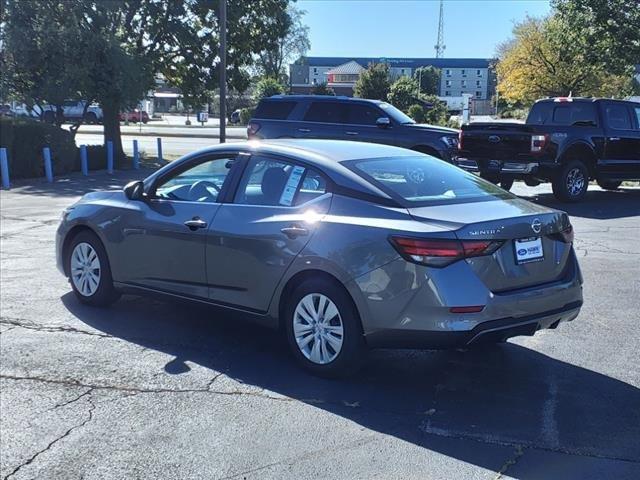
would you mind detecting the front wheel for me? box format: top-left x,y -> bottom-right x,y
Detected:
597,180 -> 622,191
284,278 -> 366,377
552,160 -> 589,202
67,231 -> 120,307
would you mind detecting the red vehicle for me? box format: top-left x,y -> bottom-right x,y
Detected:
120,110 -> 149,123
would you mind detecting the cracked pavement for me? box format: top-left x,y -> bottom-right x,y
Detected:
1,171 -> 639,479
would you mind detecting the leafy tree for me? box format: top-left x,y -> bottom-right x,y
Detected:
311,82 -> 335,96
413,66 -> 441,95
353,63 -> 391,101
388,77 -> 420,112
256,5 -> 310,82
422,95 -> 450,126
552,0 -> 640,77
254,77 -> 285,100
496,16 -> 634,105
407,104 -> 425,123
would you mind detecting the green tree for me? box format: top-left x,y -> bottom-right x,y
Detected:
422,95 -> 449,126
254,77 -> 285,100
407,104 -> 425,123
311,82 -> 335,96
388,77 -> 420,112
353,63 -> 391,101
413,66 -> 441,95
256,5 -> 310,83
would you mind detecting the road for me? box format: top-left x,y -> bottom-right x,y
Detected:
1,171 -> 639,479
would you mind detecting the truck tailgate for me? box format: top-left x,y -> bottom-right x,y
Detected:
461,123 -> 532,159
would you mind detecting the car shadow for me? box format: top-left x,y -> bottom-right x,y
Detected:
516,187 -> 640,220
62,293 -> 640,474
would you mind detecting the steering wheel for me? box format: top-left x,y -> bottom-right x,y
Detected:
188,180 -> 220,201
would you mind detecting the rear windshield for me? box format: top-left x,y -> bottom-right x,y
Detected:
527,101 -> 597,126
347,156 -> 514,206
253,100 -> 296,120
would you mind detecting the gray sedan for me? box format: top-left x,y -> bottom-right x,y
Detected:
56,140 -> 583,377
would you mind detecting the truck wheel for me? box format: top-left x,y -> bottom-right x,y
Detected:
552,160 -> 589,202
84,112 -> 97,124
43,111 -> 55,124
597,180 -> 622,191
499,178 -> 514,191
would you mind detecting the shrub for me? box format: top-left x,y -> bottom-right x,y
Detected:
254,77 -> 285,100
311,82 -> 335,95
407,104 -> 425,123
388,77 -> 420,113
0,118 -> 78,179
83,145 -> 108,171
239,107 -> 255,125
422,95 -> 450,126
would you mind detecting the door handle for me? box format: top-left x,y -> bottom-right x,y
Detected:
345,131 -> 358,136
298,128 -> 311,133
608,137 -> 621,141
280,225 -> 309,239
184,217 -> 208,230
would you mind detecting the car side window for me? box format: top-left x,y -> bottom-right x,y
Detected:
348,103 -> 383,125
303,101 -> 348,124
605,104 -> 632,130
235,155 -> 326,207
154,156 -> 235,203
633,106 -> 640,130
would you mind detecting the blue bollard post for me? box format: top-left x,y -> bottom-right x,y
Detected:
133,139 -> 139,169
0,148 -> 10,189
107,141 -> 114,174
80,145 -> 88,176
157,137 -> 163,162
43,147 -> 53,182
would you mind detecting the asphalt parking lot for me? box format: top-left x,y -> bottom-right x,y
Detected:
1,170 -> 639,479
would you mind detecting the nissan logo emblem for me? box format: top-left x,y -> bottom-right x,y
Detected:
488,135 -> 501,143
531,218 -> 542,234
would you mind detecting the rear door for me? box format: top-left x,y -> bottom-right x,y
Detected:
251,99 -> 299,138
206,154 -> 332,312
296,100 -> 348,139
601,102 -> 640,177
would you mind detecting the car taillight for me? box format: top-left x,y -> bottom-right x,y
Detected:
549,225 -> 574,244
247,121 -> 261,137
531,134 -> 548,153
389,236 -> 503,267
458,130 -> 464,151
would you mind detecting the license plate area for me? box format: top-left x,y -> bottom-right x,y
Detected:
514,237 -> 544,264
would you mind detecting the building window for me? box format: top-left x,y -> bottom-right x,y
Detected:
476,91 -> 482,98
461,69 -> 466,77
313,67 -> 317,73
401,68 -> 405,74
445,91 -> 451,96
476,80 -> 482,87
445,80 -> 452,87
476,69 -> 482,77
461,80 -> 467,88
445,69 -> 451,77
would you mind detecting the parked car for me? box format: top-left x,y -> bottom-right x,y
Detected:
247,95 -> 459,161
120,110 -> 149,123
0,105 -> 12,117
57,140 -> 582,377
229,109 -> 241,124
39,100 -> 103,124
457,97 -> 640,201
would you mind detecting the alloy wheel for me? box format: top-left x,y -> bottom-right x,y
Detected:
566,167 -> 585,197
71,242 -> 101,296
293,293 -> 344,365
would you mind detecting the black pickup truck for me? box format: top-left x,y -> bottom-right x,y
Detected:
457,98 -> 640,202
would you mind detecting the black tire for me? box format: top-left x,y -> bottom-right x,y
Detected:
597,180 -> 622,191
552,160 -> 589,202
66,230 -> 120,307
499,178 -> 514,191
284,278 -> 366,378
84,112 -> 97,124
43,111 -> 55,124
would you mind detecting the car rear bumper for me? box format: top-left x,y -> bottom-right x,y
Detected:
364,301 -> 581,348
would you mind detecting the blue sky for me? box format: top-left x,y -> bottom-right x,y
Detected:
298,0 -> 552,58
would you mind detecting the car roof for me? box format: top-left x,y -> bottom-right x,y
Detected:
261,95 -> 383,104
535,97 -> 634,104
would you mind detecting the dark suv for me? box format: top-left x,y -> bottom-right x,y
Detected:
247,95 -> 459,161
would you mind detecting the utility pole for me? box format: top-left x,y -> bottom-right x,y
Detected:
219,0 -> 227,143
434,0 -> 446,58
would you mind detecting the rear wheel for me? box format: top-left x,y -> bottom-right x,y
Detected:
84,112 -> 97,124
552,160 -> 589,202
597,180 -> 622,191
284,278 -> 366,377
43,111 -> 55,124
67,231 -> 120,307
499,178 -> 514,191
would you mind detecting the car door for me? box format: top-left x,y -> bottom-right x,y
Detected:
343,102 -> 389,144
601,102 -> 640,177
206,153 -> 332,312
115,153 -> 240,298
296,100 -> 348,139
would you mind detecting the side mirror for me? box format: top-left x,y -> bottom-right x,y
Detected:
124,180 -> 145,201
376,117 -> 391,128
